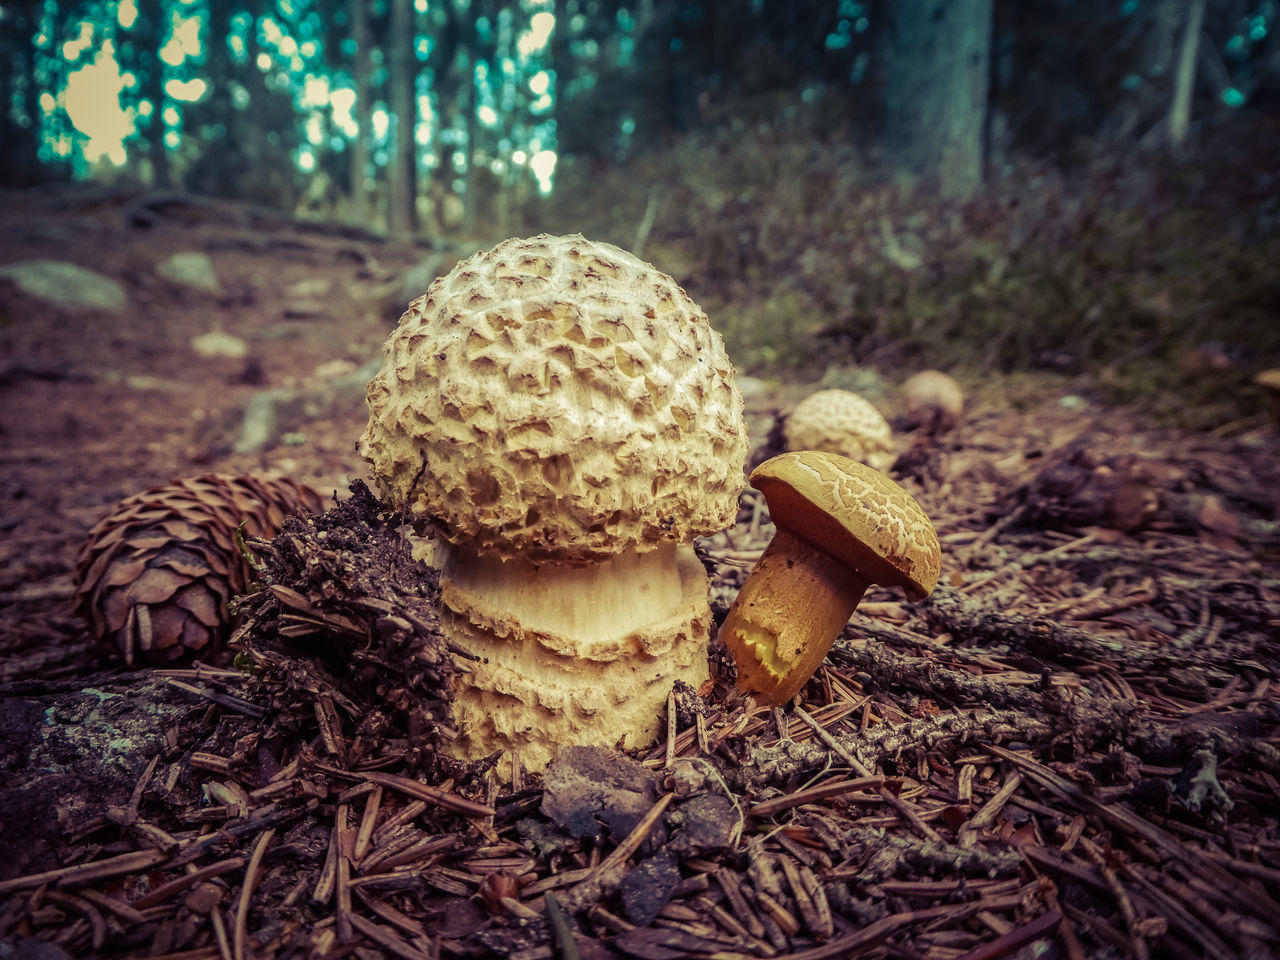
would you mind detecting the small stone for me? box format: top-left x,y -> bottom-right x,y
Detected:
314,358 -> 359,380
620,849 -> 680,926
819,365 -> 887,400
0,937 -> 76,960
541,745 -> 662,844
123,374 -> 185,392
191,330 -> 249,359
0,259 -> 127,312
195,359 -> 379,455
283,302 -> 327,319
157,251 -> 223,295
393,253 -> 450,312
286,277 -> 333,299
667,792 -> 737,855
736,375 -> 770,400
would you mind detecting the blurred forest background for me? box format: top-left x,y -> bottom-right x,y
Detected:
2,0 -> 1278,423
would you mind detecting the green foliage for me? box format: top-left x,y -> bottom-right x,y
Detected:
8,2 -> 1278,429
538,100 -> 1279,426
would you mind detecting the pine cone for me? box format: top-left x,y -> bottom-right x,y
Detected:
74,474 -> 325,665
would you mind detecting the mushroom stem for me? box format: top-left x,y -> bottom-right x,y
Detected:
437,542 -> 712,773
719,528 -> 870,706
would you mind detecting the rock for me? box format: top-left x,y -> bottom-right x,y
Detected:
620,848 -> 680,926
286,277 -> 333,299
96,371 -> 186,392
191,330 -> 249,359
283,302 -> 327,320
540,745 -> 662,845
156,251 -> 223,295
0,679 -> 191,880
0,937 -> 75,960
0,259 -> 127,312
667,792 -> 738,855
736,375 -> 770,401
314,358 -> 359,380
198,358 -> 380,455
124,374 -> 186,392
392,253 -> 452,313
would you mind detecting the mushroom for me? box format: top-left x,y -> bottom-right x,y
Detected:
784,389 -> 895,472
360,234 -> 749,773
901,369 -> 964,434
719,450 -> 941,706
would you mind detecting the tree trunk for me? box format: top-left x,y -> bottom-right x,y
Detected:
461,57 -> 477,235
551,0 -> 575,159
348,0 -> 371,225
386,0 -> 416,238
1167,0 -> 1206,150
0,0 -> 43,186
136,0 -> 171,188
883,0 -> 993,201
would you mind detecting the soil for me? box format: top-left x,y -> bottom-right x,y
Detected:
0,186 -> 430,670
1,186 -> 1278,959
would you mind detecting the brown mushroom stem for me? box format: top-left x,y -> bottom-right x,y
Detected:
720,529 -> 870,706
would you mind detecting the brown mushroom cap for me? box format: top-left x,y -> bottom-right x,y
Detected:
750,450 -> 940,600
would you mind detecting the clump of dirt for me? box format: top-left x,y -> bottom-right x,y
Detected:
232,480 -> 468,779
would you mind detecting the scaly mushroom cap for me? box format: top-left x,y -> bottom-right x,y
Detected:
360,234 -> 750,563
751,450 -> 940,600
784,389 -> 895,473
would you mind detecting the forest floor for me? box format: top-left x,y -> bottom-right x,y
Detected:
0,186 -> 1278,959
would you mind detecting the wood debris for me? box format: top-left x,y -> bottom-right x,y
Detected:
2,409 -> 1278,959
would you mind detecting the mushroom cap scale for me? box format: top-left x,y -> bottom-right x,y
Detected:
360,234 -> 749,563
749,451 -> 940,600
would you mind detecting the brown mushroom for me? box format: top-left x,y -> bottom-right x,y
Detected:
719,450 -> 941,706
901,369 -> 964,434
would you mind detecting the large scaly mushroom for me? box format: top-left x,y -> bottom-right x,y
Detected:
360,234 -> 749,773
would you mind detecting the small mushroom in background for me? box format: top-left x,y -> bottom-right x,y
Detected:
719,451 -> 941,706
784,388 -> 895,472
360,233 -> 750,774
1255,369 -> 1280,428
901,369 -> 964,435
